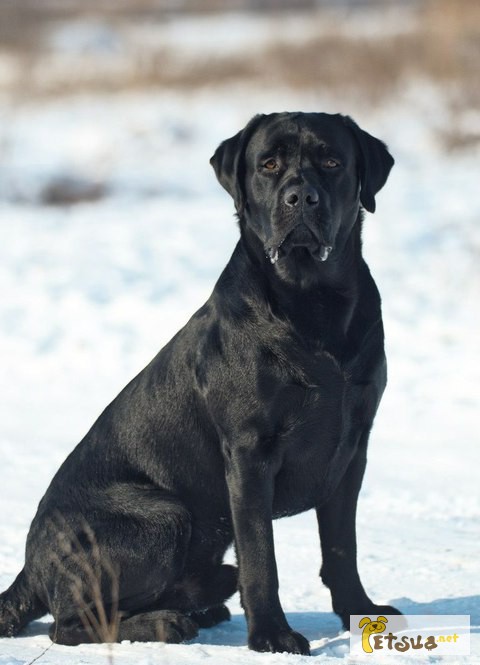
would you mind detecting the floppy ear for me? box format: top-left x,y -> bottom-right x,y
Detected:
359,617 -> 371,628
343,116 -> 394,214
210,114 -> 264,215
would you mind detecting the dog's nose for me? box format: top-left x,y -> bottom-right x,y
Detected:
372,624 -> 378,629
305,185 -> 319,206
284,184 -> 319,208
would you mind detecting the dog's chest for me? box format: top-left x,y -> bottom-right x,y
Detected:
269,333 -> 385,517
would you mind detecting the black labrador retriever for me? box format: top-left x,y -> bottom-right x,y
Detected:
0,112 -> 398,655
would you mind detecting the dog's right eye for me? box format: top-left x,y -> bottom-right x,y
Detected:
263,159 -> 278,171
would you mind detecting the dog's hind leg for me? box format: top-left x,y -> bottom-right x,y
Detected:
42,495 -> 196,645
50,565 -> 236,645
161,563 -> 237,612
50,609 -> 200,645
161,562 -> 237,629
189,603 -> 232,628
49,564 -> 236,646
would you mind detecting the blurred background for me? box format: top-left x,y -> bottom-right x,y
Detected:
0,3 -> 479,657
1,0 -> 479,442
1,0 -> 479,201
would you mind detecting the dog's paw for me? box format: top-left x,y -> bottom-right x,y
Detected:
119,609 -> 199,643
189,604 -> 231,628
154,610 -> 200,643
338,603 -> 402,631
249,628 -> 310,655
371,604 -> 402,616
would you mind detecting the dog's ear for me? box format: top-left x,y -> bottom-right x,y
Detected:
343,116 -> 394,214
210,114 -> 264,215
377,616 -> 388,624
359,617 -> 371,628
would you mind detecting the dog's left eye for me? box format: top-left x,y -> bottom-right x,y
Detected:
263,159 -> 278,171
322,158 -> 340,169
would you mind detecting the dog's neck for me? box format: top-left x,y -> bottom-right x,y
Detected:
237,210 -> 364,297
217,211 -> 379,355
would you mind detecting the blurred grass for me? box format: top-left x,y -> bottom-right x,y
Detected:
0,0 -> 479,148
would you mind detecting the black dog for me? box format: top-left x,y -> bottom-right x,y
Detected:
0,112 -> 398,655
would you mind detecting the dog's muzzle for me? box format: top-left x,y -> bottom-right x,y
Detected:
266,223 -> 332,265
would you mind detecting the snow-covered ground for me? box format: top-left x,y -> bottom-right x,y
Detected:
0,15 -> 479,664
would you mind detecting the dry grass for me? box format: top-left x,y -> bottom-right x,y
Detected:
2,1 -> 479,94
49,512 -> 121,655
1,0 -> 479,148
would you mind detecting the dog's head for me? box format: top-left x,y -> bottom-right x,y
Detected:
210,112 -> 393,284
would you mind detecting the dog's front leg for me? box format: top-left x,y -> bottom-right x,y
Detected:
316,433 -> 400,628
225,444 -> 310,655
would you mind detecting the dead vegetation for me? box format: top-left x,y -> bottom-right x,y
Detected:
1,0 -> 478,95
48,512 -> 121,652
1,0 -> 479,149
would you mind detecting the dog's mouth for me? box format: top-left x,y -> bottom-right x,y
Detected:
266,225 -> 333,265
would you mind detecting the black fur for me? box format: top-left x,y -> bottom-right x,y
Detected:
0,112 -> 398,654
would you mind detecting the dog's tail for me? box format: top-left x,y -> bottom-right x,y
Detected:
0,568 -> 47,637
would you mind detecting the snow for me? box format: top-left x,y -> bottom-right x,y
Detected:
1,14 -> 479,665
